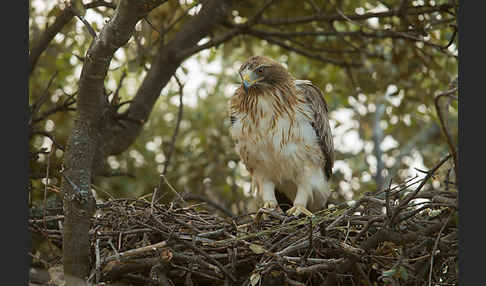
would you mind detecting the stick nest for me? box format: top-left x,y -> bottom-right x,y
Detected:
30,175 -> 458,286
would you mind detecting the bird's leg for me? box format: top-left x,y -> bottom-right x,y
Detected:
260,180 -> 278,209
286,185 -> 314,217
254,179 -> 284,222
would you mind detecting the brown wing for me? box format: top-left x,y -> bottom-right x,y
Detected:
297,81 -> 334,179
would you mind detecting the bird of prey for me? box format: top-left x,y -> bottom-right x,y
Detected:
229,56 -> 334,217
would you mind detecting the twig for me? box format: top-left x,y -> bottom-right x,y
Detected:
42,145 -> 54,228
160,174 -> 185,202
247,29 -> 360,67
428,213 -> 453,286
434,86 -> 459,185
343,220 -> 351,244
392,154 -> 451,222
84,0 -> 117,10
372,101 -> 386,191
31,91 -> 77,125
162,74 -> 184,176
153,74 -> 185,204
149,220 -> 237,282
151,187 -> 157,214
183,193 -> 235,218
247,0 -> 277,25
104,241 -> 168,263
258,4 -> 456,26
326,199 -> 365,231
29,215 -> 64,224
304,216 -> 314,260
158,1 -> 198,39
296,260 -> 342,273
31,187 -> 458,285
70,5 -> 97,38
111,71 -> 127,107
383,124 -> 439,187
306,0 -> 321,13
95,238 -> 101,283
29,71 -> 59,124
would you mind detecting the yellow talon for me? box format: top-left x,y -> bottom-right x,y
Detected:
262,201 -> 278,209
286,204 -> 314,217
255,201 -> 282,221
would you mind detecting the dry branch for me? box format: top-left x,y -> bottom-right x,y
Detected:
30,171 -> 458,285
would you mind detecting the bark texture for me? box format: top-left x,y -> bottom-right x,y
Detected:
61,1 -> 165,284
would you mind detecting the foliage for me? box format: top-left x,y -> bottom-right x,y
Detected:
29,0 -> 458,219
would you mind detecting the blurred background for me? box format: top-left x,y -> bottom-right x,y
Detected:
29,0 -> 458,216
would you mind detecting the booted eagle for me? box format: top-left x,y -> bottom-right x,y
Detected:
229,56 -> 334,217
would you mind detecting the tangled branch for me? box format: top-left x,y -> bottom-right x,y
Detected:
30,168 -> 458,285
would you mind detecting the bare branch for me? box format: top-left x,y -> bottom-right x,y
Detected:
31,92 -> 77,125
383,123 -> 439,186
428,213 -> 453,286
372,102 -> 386,191
29,71 -> 59,124
390,154 -> 451,224
162,74 -> 184,176
258,4 -> 456,26
111,71 -> 128,107
434,86 -> 459,184
70,5 -> 97,38
96,0 -> 233,158
85,0 -> 117,10
247,29 -> 361,67
28,1 -> 117,75
177,28 -> 241,59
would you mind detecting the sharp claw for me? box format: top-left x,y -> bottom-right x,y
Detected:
286,205 -> 314,217
256,201 -> 282,221
262,201 -> 278,209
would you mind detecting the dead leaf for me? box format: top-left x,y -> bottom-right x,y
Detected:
249,244 -> 266,254
250,272 -> 261,286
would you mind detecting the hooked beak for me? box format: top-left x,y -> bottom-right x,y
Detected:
240,71 -> 253,93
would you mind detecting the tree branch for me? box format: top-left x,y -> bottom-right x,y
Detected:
28,1 -> 117,75
372,102 -> 386,191
61,0 -> 167,282
258,4 -> 456,26
247,29 -> 361,67
162,75 -> 184,176
434,86 -> 458,185
383,123 -> 439,187
70,6 -> 97,39
94,0 -> 234,161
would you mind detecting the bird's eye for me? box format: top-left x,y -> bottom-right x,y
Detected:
256,67 -> 264,74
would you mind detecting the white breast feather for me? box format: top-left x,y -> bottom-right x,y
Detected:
230,87 -> 322,183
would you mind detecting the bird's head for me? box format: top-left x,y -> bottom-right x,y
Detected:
238,56 -> 291,94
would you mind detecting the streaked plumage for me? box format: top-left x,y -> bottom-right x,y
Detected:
229,56 -> 334,216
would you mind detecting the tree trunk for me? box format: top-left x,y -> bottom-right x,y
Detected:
61,1 -> 165,283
